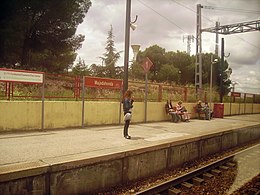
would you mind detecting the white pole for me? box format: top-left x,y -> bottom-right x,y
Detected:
209,55 -> 213,120
144,73 -> 148,122
82,77 -> 85,128
41,73 -> 45,130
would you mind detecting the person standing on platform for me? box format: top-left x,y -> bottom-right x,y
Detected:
122,90 -> 134,139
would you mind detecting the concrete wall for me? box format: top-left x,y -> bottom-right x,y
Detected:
0,125 -> 259,194
0,101 -> 259,132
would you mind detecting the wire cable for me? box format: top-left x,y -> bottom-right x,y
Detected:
137,0 -> 187,33
203,6 -> 260,14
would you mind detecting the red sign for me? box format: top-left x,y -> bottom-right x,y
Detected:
84,76 -> 122,89
142,57 -> 153,73
231,92 -> 241,97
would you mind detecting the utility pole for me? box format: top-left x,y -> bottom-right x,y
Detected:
215,21 -> 220,56
195,4 -> 203,95
183,35 -> 194,55
220,38 -> 224,103
123,0 -> 131,95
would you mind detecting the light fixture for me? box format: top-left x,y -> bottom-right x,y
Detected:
209,56 -> 218,120
131,44 -> 140,61
130,23 -> 137,31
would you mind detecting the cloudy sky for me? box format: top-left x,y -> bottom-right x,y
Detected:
76,0 -> 260,94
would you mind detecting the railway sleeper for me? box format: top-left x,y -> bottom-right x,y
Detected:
192,177 -> 204,185
219,165 -> 229,171
203,172 -> 214,180
211,169 -> 221,175
226,162 -> 236,167
181,181 -> 193,190
168,187 -> 181,195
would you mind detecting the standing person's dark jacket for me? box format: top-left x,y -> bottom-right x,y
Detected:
123,98 -> 133,114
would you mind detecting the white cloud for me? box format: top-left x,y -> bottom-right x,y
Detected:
76,0 -> 260,94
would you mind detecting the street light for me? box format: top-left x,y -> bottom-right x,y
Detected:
209,55 -> 218,120
231,81 -> 238,102
131,44 -> 140,61
231,81 -> 238,91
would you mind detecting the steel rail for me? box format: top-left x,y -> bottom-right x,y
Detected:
135,154 -> 236,194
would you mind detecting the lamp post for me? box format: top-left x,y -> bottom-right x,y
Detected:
231,81 -> 238,102
209,55 -> 218,120
131,44 -> 140,61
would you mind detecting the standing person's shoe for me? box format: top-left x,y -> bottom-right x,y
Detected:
125,135 -> 131,139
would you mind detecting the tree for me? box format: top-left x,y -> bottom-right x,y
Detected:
217,60 -> 232,96
157,64 -> 179,84
135,46 -> 194,84
136,45 -> 166,81
165,51 -> 194,84
89,64 -> 106,77
0,0 -> 92,72
201,53 -> 232,95
130,60 -> 145,80
71,57 -> 90,76
100,25 -> 121,78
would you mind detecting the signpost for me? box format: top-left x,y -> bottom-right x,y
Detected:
141,57 -> 153,122
0,68 -> 45,130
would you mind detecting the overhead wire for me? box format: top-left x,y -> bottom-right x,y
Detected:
170,0 -> 260,50
137,0 -> 187,34
203,6 -> 260,14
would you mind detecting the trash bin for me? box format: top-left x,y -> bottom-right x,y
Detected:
213,103 -> 224,118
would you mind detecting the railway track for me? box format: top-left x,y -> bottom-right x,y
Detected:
136,144 -> 260,195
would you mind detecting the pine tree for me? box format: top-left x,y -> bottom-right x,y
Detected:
100,25 -> 121,78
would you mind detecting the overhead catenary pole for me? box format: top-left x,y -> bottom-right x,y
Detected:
183,35 -> 194,55
195,4 -> 203,96
220,38 -> 224,103
209,55 -> 213,120
123,0 -> 131,95
215,21 -> 220,56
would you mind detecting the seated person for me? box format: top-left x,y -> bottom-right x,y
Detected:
165,100 -> 181,123
204,102 -> 213,119
176,101 -> 190,122
196,100 -> 211,120
196,100 -> 205,112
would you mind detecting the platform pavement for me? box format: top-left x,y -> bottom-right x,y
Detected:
0,114 -> 259,167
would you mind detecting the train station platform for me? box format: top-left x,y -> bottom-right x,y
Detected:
0,114 -> 260,194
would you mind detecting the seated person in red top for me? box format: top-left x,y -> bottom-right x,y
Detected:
165,100 -> 181,123
176,101 -> 190,122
